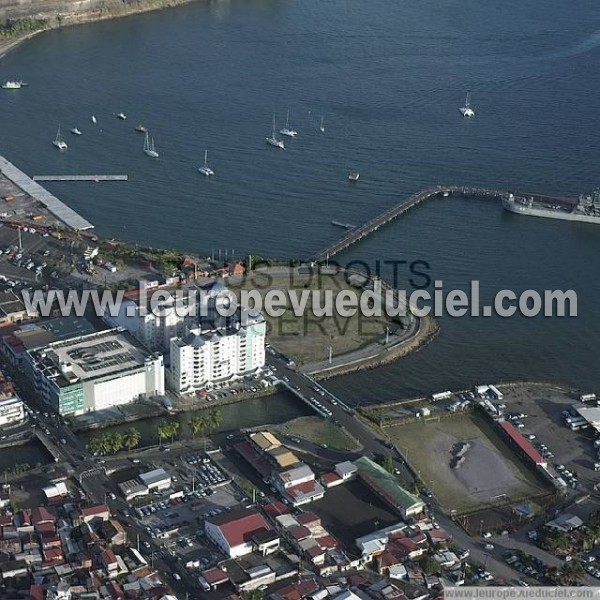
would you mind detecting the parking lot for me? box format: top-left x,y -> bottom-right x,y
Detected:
118,450 -> 249,571
496,384 -> 599,490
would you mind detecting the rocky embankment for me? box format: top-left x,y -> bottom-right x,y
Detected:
0,0 -> 199,55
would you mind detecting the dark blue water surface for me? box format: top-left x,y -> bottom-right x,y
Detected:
0,0 -> 599,399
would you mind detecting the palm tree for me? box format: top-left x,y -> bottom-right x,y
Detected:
189,416 -> 205,439
557,560 -> 585,585
107,432 -> 124,454
208,410 -> 222,432
123,427 -> 141,451
546,530 -> 569,553
157,422 -> 171,446
169,421 -> 180,444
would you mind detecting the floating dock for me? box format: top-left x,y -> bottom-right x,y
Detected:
32,175 -> 128,182
0,155 -> 94,231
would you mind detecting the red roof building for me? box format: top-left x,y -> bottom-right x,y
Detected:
262,501 -> 289,520
205,508 -> 270,558
499,421 -> 545,466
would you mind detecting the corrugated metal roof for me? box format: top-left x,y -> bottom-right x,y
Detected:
0,156 -> 94,230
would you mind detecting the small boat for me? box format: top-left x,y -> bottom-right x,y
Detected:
2,80 -> 25,90
280,109 -> 298,137
52,124 -> 68,150
198,150 -> 214,176
266,114 -> 285,149
143,131 -> 159,158
70,127 -> 82,136
443,191 -> 450,197
319,116 -> 325,133
459,92 -> 475,118
348,172 -> 360,182
135,124 -> 147,133
91,115 -> 97,124
116,112 -> 127,120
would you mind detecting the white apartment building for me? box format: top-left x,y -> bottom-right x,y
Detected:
105,293 -> 190,352
0,397 -> 25,427
168,308 -> 266,392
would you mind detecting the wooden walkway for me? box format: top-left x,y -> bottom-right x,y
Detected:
313,185 -> 576,261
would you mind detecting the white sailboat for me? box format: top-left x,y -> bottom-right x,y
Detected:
143,131 -> 159,158
52,124 -> 68,150
198,150 -> 214,176
280,109 -> 298,137
266,114 -> 285,149
319,116 -> 325,133
117,112 -> 127,120
91,115 -> 97,124
459,92 -> 475,118
70,127 -> 82,136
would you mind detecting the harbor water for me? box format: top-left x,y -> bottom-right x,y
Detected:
0,0 -> 599,399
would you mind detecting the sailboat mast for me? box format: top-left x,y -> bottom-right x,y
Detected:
204,150 -> 208,167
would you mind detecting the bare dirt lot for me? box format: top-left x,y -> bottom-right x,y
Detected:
386,413 -> 548,513
231,272 -> 397,365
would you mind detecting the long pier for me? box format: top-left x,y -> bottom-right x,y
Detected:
33,175 -> 128,182
313,185 -> 577,261
0,155 -> 94,231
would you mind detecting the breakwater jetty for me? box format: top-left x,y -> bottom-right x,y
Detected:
314,185 -> 576,261
0,155 -> 94,230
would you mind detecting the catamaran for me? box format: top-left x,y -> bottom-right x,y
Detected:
198,150 -> 214,176
2,80 -> 26,90
280,109 -> 298,137
70,127 -> 82,136
459,92 -> 475,118
319,116 -> 325,133
348,172 -> 360,182
53,124 -> 68,150
266,114 -> 285,149
143,131 -> 159,158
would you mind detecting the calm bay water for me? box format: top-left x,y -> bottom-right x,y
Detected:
0,0 -> 599,403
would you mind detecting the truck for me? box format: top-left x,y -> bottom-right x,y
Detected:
580,393 -> 597,403
488,384 -> 503,400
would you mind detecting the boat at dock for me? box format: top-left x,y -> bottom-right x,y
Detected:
143,131 -> 159,158
198,150 -> 214,176
502,190 -> 600,225
2,80 -> 27,90
266,114 -> 285,149
459,91 -> 475,118
331,220 -> 355,229
280,109 -> 298,137
52,124 -> 68,150
70,127 -> 82,136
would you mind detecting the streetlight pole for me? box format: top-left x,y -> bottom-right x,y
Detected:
328,346 -> 332,364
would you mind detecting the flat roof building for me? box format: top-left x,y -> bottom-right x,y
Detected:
0,397 -> 25,427
25,328 -> 164,416
139,468 -> 171,491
